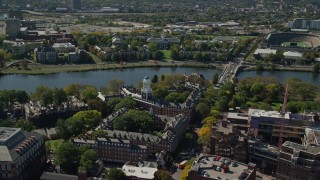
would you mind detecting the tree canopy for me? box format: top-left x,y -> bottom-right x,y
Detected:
113,110 -> 154,133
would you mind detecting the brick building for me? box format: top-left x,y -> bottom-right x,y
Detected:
277,141 -> 320,180
188,154 -> 256,180
72,138 -> 148,163
0,127 -> 46,180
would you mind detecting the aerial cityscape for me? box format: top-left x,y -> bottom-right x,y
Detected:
0,0 -> 320,180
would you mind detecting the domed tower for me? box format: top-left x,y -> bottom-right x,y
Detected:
141,76 -> 152,100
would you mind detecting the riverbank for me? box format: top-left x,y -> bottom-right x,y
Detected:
0,60 -> 222,75
241,64 -> 315,73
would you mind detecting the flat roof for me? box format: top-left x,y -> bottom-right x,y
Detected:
253,48 -> 277,55
283,141 -> 320,155
227,112 -> 249,121
248,109 -> 290,119
190,155 -> 255,180
0,128 -> 21,143
122,161 -> 158,179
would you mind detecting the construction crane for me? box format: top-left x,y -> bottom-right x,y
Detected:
278,83 -> 289,147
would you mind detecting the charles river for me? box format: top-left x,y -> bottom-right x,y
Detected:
0,67 -> 319,92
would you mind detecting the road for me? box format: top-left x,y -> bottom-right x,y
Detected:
218,59 -> 242,84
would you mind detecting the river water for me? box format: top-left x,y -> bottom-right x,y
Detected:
0,67 -> 221,92
1,67 -> 319,92
237,70 -> 320,85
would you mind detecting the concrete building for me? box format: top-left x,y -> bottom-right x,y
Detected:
248,109 -> 314,144
226,112 -> 250,131
188,154 -> 256,180
52,43 -> 76,53
141,76 -> 152,100
3,40 -> 42,56
5,18 -> 21,39
34,46 -> 58,64
146,35 -> 180,49
247,139 -> 280,174
253,49 -> 277,59
283,51 -> 304,61
122,161 -> 158,180
288,18 -> 320,30
277,141 -> 320,180
0,127 -> 46,180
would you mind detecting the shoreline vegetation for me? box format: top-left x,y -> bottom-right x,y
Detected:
0,60 -> 220,75
0,60 -> 316,76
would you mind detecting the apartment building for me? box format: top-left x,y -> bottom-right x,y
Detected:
188,154 -> 256,180
277,141 -> 320,180
0,127 -> 46,180
34,46 -> 58,63
248,109 -> 314,144
247,139 -> 280,174
72,138 -> 148,163
213,120 -> 247,163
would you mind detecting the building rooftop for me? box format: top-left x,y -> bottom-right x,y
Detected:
227,112 -> 249,121
0,127 -> 21,143
189,154 -> 256,180
248,108 -> 290,119
122,161 -> 158,180
253,48 -> 277,55
52,43 -> 75,48
248,139 -> 280,155
0,128 -> 43,162
40,172 -> 77,180
283,141 -> 320,155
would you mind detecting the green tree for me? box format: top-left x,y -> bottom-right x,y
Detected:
152,50 -> 164,60
42,90 -> 54,106
313,62 -> 320,73
170,44 -> 180,60
79,149 -> 97,171
64,83 -> 82,96
151,75 -> 159,83
88,99 -> 109,116
92,129 -> 106,139
55,142 -> 81,174
154,170 -> 173,180
195,102 -> 210,118
107,98 -> 122,110
52,88 -> 67,105
193,52 -> 202,61
111,52 -> 121,62
73,110 -> 102,128
109,79 -> 124,95
81,86 -> 98,102
32,86 -> 50,101
105,168 -> 126,180
16,120 -> 35,132
113,110 -> 154,133
114,96 -> 136,110
148,42 -> 159,52
212,73 -> 219,84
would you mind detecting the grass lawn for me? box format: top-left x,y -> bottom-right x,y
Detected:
160,50 -> 172,60
246,101 -> 282,111
46,139 -> 64,152
196,34 -> 217,39
281,42 -> 311,48
237,35 -> 257,40
88,52 -> 103,64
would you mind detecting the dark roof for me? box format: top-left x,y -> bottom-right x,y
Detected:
40,172 -> 78,180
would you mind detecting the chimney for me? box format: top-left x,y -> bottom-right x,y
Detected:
248,162 -> 256,170
78,170 -> 87,180
222,121 -> 228,128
